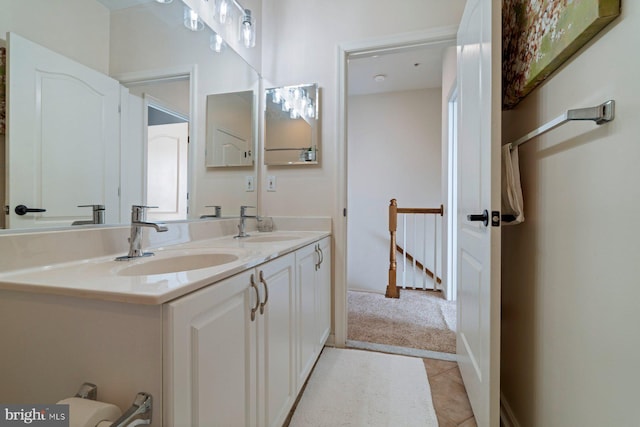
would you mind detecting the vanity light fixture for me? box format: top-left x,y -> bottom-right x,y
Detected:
184,7 -> 204,31
268,86 -> 316,121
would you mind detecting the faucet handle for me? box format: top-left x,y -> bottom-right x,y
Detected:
240,205 -> 256,216
78,204 -> 105,211
131,205 -> 158,221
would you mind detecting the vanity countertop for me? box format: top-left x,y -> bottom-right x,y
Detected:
0,230 -> 330,305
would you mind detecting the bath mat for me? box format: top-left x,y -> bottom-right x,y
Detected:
289,347 -> 438,427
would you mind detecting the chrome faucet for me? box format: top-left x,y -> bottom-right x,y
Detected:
71,204 -> 105,226
200,205 -> 222,219
116,205 -> 168,260
235,205 -> 256,238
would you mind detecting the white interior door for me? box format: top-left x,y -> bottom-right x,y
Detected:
6,32 -> 120,228
456,0 -> 501,426
146,123 -> 189,221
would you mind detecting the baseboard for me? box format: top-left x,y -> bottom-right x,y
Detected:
500,392 -> 521,427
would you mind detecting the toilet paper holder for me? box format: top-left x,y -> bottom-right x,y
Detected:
73,383 -> 152,426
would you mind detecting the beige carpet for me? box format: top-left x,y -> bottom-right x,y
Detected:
348,289 -> 456,354
289,347 -> 438,427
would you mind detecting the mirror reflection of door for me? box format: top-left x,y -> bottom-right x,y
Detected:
124,78 -> 190,222
146,105 -> 189,221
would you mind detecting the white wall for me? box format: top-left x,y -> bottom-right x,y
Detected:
347,89 -> 442,293
500,3 -> 640,426
0,0 -> 110,74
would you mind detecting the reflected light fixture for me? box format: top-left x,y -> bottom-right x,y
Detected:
210,33 -> 225,53
269,87 -> 316,121
154,0 -> 173,3
184,7 -> 204,31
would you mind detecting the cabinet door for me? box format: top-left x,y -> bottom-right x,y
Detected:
316,237 -> 332,349
257,253 -> 296,427
295,243 -> 321,392
164,270 -> 257,427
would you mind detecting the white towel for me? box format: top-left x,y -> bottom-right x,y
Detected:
502,144 -> 525,225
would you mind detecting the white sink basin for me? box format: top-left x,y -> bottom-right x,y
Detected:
243,234 -> 302,243
117,253 -> 239,276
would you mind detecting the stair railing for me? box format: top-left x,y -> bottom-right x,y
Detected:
386,198 -> 443,299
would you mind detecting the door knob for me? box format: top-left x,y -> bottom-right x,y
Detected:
467,209 -> 489,227
15,205 -> 47,216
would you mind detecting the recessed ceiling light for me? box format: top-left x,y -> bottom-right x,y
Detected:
373,74 -> 387,82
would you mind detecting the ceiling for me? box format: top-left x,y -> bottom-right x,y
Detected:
348,40 -> 455,96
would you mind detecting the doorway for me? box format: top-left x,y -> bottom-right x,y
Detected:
340,30 -> 458,359
117,66 -> 195,222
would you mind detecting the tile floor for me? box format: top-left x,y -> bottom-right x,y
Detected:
424,358 -> 477,427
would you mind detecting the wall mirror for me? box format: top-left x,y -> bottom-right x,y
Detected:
264,83 -> 319,165
0,0 -> 260,231
206,90 -> 254,168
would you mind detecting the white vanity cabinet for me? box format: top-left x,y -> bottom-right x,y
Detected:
164,252 -> 297,427
295,236 -> 331,392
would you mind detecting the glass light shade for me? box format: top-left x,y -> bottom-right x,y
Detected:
218,0 -> 229,24
184,8 -> 204,31
210,34 -> 225,53
306,102 -> 316,119
239,9 -> 255,48
272,90 -> 282,104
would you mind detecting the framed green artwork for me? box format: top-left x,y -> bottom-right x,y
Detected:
503,0 -> 620,109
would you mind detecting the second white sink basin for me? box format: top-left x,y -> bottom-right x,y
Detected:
117,253 -> 239,276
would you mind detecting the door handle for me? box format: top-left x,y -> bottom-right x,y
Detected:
15,205 -> 47,216
467,209 -> 489,227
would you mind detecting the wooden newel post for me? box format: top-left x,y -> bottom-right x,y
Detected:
386,199 -> 400,298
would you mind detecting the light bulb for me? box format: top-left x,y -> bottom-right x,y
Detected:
240,9 -> 255,48
210,34 -> 224,53
184,8 -> 203,31
272,90 -> 282,104
306,103 -> 316,119
290,109 -> 299,119
218,0 -> 229,24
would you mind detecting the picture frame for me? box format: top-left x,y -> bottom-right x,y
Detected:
502,0 -> 621,109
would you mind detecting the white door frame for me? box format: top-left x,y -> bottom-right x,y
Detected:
114,65 -> 197,220
335,25 -> 459,347
446,86 -> 459,301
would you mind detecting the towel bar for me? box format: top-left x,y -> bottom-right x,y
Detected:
509,100 -> 615,151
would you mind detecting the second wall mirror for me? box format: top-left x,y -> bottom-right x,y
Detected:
264,83 -> 319,165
